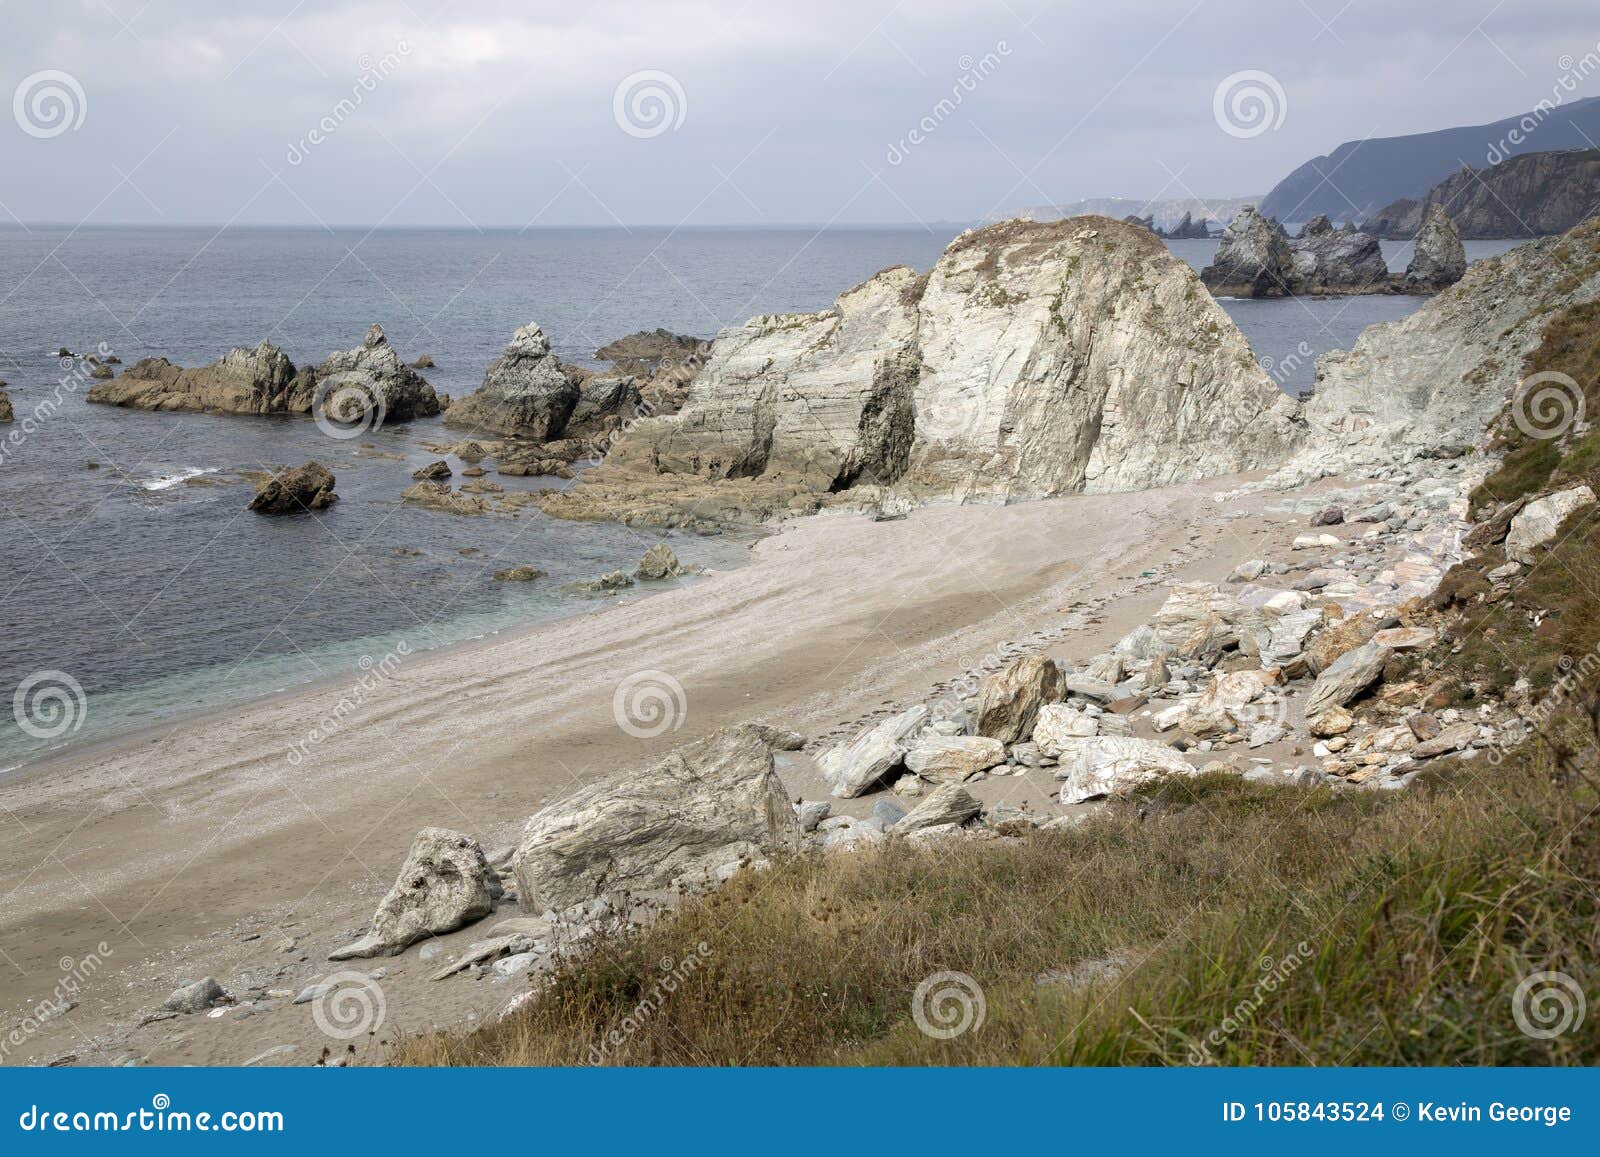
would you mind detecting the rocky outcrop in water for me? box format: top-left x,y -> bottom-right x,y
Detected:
1288,216 -> 1393,294
0,390 -> 12,423
1363,150 -> 1600,239
443,323 -> 580,440
1401,205 -> 1468,293
315,324 -> 442,424
543,217 -> 1302,527
1200,207 -> 1295,297
247,462 -> 338,514
87,342 -> 315,414
86,326 -> 441,425
1276,217 -> 1600,479
1164,211 -> 1213,239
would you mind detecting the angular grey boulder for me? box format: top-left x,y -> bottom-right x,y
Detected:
512,724 -> 801,913
1303,640 -> 1389,722
329,827 -> 500,960
974,654 -> 1064,744
893,782 -> 981,834
163,977 -> 228,1014
443,322 -> 580,440
1402,205 -> 1467,293
817,704 -> 927,798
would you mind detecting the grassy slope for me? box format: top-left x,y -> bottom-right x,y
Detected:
397,304 -> 1600,1068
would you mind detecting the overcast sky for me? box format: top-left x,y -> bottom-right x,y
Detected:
1,0 -> 1597,228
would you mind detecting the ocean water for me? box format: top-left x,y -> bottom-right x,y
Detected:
0,225 -> 1521,766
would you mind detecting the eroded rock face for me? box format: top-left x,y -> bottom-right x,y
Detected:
1285,218 -> 1600,479
87,342 -> 315,414
444,323 -> 579,440
1200,207 -> 1295,297
1402,205 -> 1468,294
248,462 -> 337,514
329,828 -> 499,959
544,217 -> 1301,525
1289,217 -> 1392,294
511,724 -> 801,913
314,324 -> 442,424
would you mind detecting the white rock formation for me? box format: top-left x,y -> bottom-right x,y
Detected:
330,828 -> 500,959
1505,485 -> 1596,564
817,705 -> 928,798
512,725 -> 800,913
1056,736 -> 1199,803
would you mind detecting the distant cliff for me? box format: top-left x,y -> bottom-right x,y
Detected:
1361,149 -> 1600,239
1260,96 -> 1600,222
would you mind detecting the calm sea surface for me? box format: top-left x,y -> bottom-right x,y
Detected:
0,225 -> 1519,766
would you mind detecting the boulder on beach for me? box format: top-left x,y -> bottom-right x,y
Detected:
511,724 -> 801,913
247,462 -> 338,514
818,704 -> 928,798
1056,735 -> 1199,804
635,543 -> 682,580
974,654 -> 1065,744
330,828 -> 500,959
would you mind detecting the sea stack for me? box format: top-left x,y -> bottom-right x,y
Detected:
1402,205 -> 1468,293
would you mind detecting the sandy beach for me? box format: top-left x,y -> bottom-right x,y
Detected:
0,474 -> 1323,1066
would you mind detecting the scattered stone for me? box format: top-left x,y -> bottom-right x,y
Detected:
492,566 -> 545,582
1055,736 -> 1197,804
893,783 -> 981,833
512,724 -> 801,912
904,735 -> 1006,782
974,655 -> 1065,744
1310,507 -> 1344,526
797,800 -> 831,832
412,460 -> 452,481
163,978 -> 228,1014
329,828 -> 500,960
248,462 -> 337,514
635,543 -> 683,581
817,705 -> 927,798
1411,722 -> 1477,759
1506,485 -> 1597,565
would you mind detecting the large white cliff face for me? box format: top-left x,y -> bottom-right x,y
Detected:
901,218 -> 1300,501
544,217 -> 1305,526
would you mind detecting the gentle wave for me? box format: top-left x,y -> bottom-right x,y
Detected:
140,467 -> 218,491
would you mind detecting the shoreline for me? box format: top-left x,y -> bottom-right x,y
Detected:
0,473 -> 1317,1066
